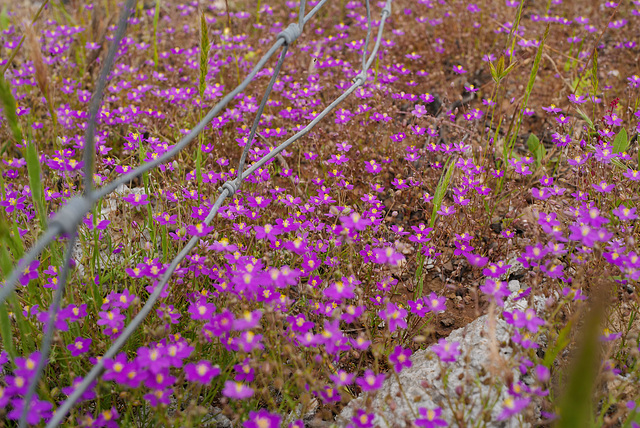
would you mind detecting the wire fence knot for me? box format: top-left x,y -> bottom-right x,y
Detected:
382,3 -> 392,17
353,70 -> 368,85
278,22 -> 302,46
219,180 -> 240,197
48,196 -> 93,235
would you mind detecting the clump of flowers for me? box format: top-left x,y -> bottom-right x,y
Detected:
0,0 -> 639,427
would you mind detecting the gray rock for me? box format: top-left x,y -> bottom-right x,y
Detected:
201,407 -> 233,428
337,315 -> 529,428
507,280 -> 521,293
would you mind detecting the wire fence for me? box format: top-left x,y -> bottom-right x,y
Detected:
0,0 -> 393,425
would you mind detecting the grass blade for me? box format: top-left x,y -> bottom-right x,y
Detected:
505,24 -> 550,161
429,155 -> 456,229
152,0 -> 161,68
543,318 -> 572,368
26,141 -> 47,229
0,74 -> 23,145
575,107 -> 594,131
556,289 -> 607,428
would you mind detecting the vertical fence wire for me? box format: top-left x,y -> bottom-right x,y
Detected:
0,0 -> 393,425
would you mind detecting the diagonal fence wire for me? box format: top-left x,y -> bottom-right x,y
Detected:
0,0 -> 393,425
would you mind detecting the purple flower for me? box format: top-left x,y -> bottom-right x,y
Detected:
254,223 -> 282,240
568,224 -> 598,247
7,396 -> 52,425
144,389 -> 172,407
603,113 -> 622,127
600,328 -> 623,342
318,385 -> 342,403
97,308 -> 125,330
425,292 -> 447,313
61,377 -> 97,402
222,381 -> 254,400
437,205 -> 456,216
540,261 -> 565,279
352,409 -> 375,428
340,211 -> 372,231
535,365 -> 550,383
6,373 -> 28,395
185,360 -> 221,384
592,180 -> 614,193
416,406 -> 447,427
163,339 -> 193,367
373,247 -> 405,265
145,368 -> 176,390
18,260 -> 40,286
188,297 -> 216,321
389,346 -> 413,372
431,338 -> 461,363
504,309 -> 544,333
412,104 -> 428,118
379,302 -> 408,332
356,369 -> 385,391
623,169 -> 640,181
0,192 -> 26,214
137,345 -> 170,373
122,193 -> 149,206
464,252 -> 488,267
480,279 -> 511,306
103,353 -> 130,384
408,298 -> 429,317
232,331 -> 264,352
512,330 -> 539,349
483,261 -> 510,278
613,204 -> 638,221
323,280 -> 355,301
330,369 -> 354,386
95,407 -> 119,428
244,409 -> 281,428
567,94 -> 587,104
232,309 -> 262,330
497,396 -> 530,420
15,351 -> 42,374
186,222 -> 215,237
234,358 -> 255,382
453,64 -> 467,74
67,337 -> 92,356
542,104 -> 562,114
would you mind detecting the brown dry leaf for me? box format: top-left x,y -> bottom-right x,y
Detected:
25,23 -> 48,97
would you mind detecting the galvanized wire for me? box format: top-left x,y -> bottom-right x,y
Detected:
0,0 -> 393,425
19,232 -> 77,428
82,0 -> 136,196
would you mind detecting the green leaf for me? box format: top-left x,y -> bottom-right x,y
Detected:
623,411 -> 640,428
489,61 -> 498,84
591,49 -> 598,95
575,107 -> 594,130
429,156 -> 456,229
0,218 -> 34,356
526,133 -> 545,169
26,141 -> 47,229
543,318 -> 572,368
199,11 -> 210,99
0,301 -> 15,358
556,300 -> 605,428
613,127 -> 628,154
0,74 -> 23,144
0,5 -> 9,32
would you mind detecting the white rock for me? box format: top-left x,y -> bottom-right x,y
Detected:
337,315 -> 529,428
